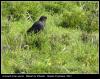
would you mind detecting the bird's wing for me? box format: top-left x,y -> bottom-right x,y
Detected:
27,21 -> 43,33
27,21 -> 38,32
33,21 -> 43,29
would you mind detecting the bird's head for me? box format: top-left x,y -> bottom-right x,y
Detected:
39,16 -> 47,22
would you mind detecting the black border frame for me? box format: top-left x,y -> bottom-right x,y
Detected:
0,0 -> 99,78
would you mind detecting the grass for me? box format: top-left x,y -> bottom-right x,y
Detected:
1,17 -> 99,74
1,2 -> 99,74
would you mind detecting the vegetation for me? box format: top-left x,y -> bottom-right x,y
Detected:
1,1 -> 99,74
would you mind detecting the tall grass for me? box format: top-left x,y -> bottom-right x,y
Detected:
1,1 -> 99,74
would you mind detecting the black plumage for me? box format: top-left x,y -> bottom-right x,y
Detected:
27,16 -> 47,34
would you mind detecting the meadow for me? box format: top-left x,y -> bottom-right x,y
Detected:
1,1 -> 99,74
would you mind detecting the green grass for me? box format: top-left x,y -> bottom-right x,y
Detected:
1,19 -> 99,74
1,1 -> 99,74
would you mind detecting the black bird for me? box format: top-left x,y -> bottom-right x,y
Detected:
27,16 -> 47,34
